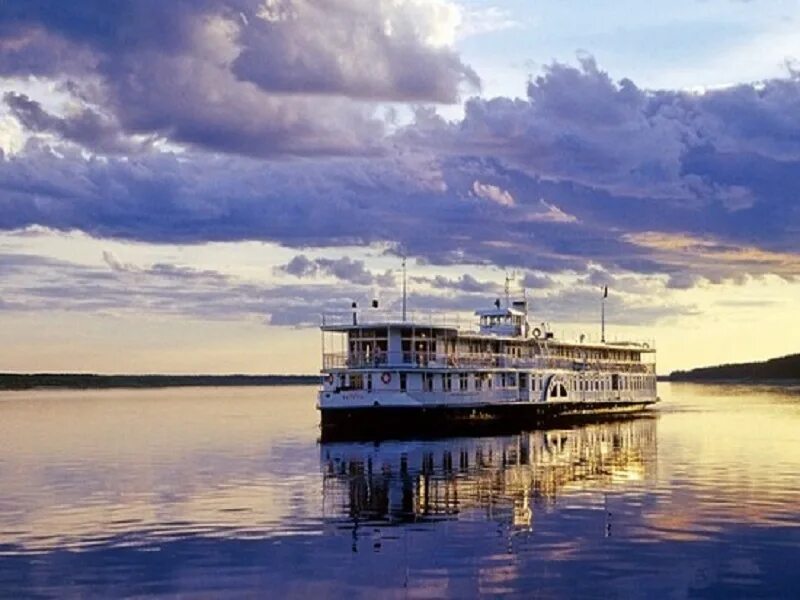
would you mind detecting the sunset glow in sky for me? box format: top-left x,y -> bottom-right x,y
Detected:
1,0 -> 799,374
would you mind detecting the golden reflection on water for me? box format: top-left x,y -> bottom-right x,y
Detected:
642,383 -> 800,539
321,418 -> 657,530
0,387 -> 321,552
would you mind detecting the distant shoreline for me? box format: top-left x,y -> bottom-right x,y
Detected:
659,377 -> 800,386
0,374 -> 319,391
666,353 -> 800,383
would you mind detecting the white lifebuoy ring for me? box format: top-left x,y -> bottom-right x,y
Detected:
381,372 -> 392,384
532,327 -> 542,339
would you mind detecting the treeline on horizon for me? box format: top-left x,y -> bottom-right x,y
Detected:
0,373 -> 319,390
668,353 -> 800,381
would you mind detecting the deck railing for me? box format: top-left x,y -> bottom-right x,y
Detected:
322,351 -> 655,374
321,310 -> 478,330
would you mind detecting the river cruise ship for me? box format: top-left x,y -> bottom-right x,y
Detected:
319,297 -> 657,432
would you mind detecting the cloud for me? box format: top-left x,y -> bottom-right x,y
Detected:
524,198 -> 578,223
0,248 -> 702,328
472,180 -> 514,206
2,31 -> 800,288
0,137 -> 795,285
411,273 -> 500,294
0,0 -> 477,158
279,255 -> 318,278
624,232 -> 800,282
276,254 -> 395,287
401,57 -> 688,197
521,272 -> 556,290
457,6 -> 521,39
3,92 -> 149,154
234,0 -> 479,102
0,251 -> 354,326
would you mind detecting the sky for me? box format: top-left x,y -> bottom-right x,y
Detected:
1,0 -> 799,375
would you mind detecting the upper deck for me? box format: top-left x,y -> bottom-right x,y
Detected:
321,302 -> 656,373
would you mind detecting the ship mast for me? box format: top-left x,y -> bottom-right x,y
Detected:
402,256 -> 407,322
601,286 -> 608,343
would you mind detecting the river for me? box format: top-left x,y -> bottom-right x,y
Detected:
1,383 -> 799,597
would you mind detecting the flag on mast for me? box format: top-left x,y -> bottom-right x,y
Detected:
603,286 -> 608,298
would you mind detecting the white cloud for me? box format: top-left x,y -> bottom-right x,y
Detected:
472,180 -> 515,206
0,110 -> 24,156
456,6 -> 521,39
524,198 -> 578,223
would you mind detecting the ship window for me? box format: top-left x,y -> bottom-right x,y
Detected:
367,373 -> 372,392
444,373 -> 452,391
423,372 -> 434,392
400,372 -> 407,391
459,373 -> 468,391
350,374 -> 363,389
475,375 -> 482,391
508,373 -> 517,388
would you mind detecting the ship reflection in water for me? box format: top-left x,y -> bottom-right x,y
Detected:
321,418 -> 656,534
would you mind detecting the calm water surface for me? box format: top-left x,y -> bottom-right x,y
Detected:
1,383 -> 800,598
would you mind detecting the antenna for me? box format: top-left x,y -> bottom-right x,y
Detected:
401,256 -> 407,322
601,286 -> 608,343
504,270 -> 518,308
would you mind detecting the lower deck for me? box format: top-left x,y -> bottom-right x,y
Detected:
319,398 -> 657,438
320,367 -> 657,406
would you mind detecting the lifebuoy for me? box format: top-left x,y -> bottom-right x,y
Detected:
532,327 -> 542,339
381,372 -> 392,384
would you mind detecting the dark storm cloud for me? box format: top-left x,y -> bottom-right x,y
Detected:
0,0 -> 476,157
404,58 -> 800,237
2,0 -> 800,289
232,0 -> 479,102
4,92 -> 148,154
1,137 -> 798,283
